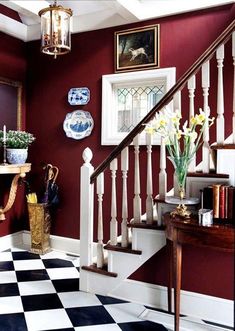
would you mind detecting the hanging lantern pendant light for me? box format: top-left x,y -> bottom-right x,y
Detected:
39,0 -> 73,59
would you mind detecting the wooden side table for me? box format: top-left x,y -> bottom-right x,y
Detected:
164,213 -> 235,331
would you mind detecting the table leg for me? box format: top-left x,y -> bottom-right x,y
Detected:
173,241 -> 182,331
167,239 -> 173,313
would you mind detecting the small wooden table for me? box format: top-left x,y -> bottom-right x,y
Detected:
164,213 -> 235,331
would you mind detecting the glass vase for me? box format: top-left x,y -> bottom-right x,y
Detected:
169,156 -> 190,200
166,156 -> 199,218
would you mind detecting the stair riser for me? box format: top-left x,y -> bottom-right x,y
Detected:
80,270 -> 118,295
131,228 -> 165,252
186,177 -> 230,199
216,149 -> 235,186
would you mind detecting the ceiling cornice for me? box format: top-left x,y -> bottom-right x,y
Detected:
0,0 -> 234,42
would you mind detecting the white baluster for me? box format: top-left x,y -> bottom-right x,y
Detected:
187,75 -> 196,172
232,32 -> 235,144
202,61 -> 210,173
133,134 -> 142,223
173,91 -> 181,113
110,158 -> 118,246
121,147 -> 129,247
96,173 -> 104,268
216,44 -> 225,144
188,75 -> 196,119
80,148 -> 94,291
159,136 -> 167,199
146,133 -> 153,224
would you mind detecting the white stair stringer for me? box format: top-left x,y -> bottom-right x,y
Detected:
80,228 -> 165,296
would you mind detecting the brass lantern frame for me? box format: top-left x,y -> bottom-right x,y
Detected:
38,1 -> 73,58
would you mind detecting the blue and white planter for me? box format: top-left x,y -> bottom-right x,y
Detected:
6,148 -> 28,164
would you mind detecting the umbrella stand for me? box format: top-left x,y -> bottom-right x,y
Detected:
27,163 -> 59,254
28,202 -> 51,254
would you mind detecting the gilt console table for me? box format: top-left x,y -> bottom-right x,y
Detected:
0,163 -> 31,221
164,213 -> 235,331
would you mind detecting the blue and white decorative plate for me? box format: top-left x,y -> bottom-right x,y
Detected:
63,110 -> 94,140
68,87 -> 90,105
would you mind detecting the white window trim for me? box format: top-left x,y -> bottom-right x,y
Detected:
101,68 -> 176,145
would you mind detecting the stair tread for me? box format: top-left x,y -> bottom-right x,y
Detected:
128,220 -> 165,230
104,243 -> 142,255
187,171 -> 229,178
82,264 -> 118,277
211,143 -> 235,150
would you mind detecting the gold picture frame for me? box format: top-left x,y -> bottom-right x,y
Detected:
115,24 -> 160,72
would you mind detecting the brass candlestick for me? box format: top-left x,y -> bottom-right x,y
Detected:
2,140 -> 7,165
170,189 -> 191,219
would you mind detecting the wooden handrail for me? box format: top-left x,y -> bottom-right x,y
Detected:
91,19 -> 235,183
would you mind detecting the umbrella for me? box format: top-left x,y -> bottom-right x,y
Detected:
41,164 -> 59,207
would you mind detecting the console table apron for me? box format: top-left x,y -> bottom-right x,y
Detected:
164,213 -> 235,331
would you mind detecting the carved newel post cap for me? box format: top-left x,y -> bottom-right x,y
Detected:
82,148 -> 93,163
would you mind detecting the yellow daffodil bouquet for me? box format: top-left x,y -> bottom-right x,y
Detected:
145,108 -> 214,198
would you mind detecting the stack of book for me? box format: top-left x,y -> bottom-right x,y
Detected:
202,184 -> 235,220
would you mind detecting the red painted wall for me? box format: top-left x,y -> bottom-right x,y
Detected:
0,29 -> 27,236
25,5 -> 234,300
0,4 -> 234,299
0,5 -> 22,22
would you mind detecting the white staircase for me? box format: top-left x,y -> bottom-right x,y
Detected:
82,226 -> 165,296
79,20 -> 235,308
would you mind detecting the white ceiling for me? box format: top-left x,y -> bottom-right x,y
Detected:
0,0 -> 234,41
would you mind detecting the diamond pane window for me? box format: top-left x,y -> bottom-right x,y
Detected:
116,85 -> 164,133
101,68 -> 176,145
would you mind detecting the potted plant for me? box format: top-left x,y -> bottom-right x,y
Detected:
0,130 -> 35,164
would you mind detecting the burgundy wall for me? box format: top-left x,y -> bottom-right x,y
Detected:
0,27 -> 27,236
0,4 -> 234,299
25,5 -> 234,300
0,5 -> 22,22
26,5 -> 235,235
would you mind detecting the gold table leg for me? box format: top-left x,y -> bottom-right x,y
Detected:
0,173 -> 25,221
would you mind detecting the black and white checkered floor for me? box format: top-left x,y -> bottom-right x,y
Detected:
0,247 -> 232,331
0,247 -> 169,331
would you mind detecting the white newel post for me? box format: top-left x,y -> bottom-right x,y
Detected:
159,136 -> 167,199
216,44 -> 225,144
146,133 -> 153,224
121,147 -> 129,247
201,61 -> 210,173
110,159 -> 118,246
80,148 -> 94,292
188,75 -> 196,172
232,32 -> 235,144
96,173 -> 104,268
133,134 -> 142,223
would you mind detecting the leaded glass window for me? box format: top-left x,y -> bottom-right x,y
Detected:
116,84 -> 165,133
101,68 -> 176,145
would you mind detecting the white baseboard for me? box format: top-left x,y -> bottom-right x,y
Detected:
110,279 -> 234,327
22,230 -> 80,255
0,230 -> 80,255
0,231 -> 24,252
0,232 -> 233,327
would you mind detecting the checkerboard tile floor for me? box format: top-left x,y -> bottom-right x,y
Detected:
0,247 -> 168,331
0,247 -> 232,331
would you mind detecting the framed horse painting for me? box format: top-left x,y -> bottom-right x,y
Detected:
115,24 -> 160,72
